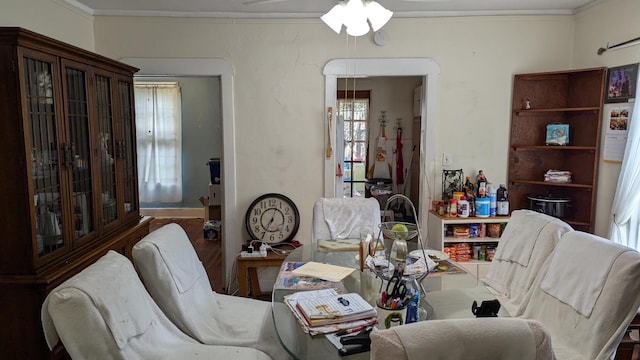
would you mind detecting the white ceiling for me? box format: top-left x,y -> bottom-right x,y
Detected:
65,0 -> 603,18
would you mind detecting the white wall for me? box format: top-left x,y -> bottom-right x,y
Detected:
1,0 -> 94,51
90,15 -> 575,250
572,0 -> 640,237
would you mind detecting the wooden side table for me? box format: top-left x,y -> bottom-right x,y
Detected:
237,251 -> 288,298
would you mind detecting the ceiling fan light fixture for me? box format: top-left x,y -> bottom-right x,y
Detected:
322,0 -> 392,37
366,1 -> 393,32
346,21 -> 371,37
321,4 -> 346,34
344,0 -> 369,36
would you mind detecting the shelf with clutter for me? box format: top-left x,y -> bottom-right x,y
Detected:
427,169 -> 511,288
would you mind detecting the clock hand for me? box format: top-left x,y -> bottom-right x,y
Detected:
263,210 -> 277,237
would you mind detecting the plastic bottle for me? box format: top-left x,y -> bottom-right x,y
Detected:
497,184 -> 509,216
458,196 -> 470,218
464,176 -> 475,198
449,198 -> 457,217
468,199 -> 475,217
489,185 -> 497,217
405,275 -> 421,323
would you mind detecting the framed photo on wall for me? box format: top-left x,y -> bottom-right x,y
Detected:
605,63 -> 638,103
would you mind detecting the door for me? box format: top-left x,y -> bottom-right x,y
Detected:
21,48 -> 69,264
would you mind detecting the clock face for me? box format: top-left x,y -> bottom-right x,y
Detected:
245,193 -> 300,244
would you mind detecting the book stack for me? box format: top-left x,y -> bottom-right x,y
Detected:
284,288 -> 377,336
544,170 -> 572,183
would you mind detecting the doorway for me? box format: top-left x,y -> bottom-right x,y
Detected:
323,58 -> 440,233
120,58 -> 237,289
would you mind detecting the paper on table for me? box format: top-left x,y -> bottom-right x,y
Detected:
292,261 -> 356,282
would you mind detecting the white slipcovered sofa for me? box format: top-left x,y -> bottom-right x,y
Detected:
392,210 -> 640,360
41,251 -> 272,360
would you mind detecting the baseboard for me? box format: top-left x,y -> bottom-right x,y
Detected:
140,208 -> 205,218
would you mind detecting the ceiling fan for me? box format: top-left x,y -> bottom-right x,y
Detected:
242,0 -> 447,36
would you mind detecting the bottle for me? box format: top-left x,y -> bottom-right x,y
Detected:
468,198 -> 476,217
489,185 -> 497,217
497,184 -> 509,216
405,275 -> 421,323
464,176 -> 476,217
449,198 -> 457,217
458,196 -> 470,218
476,170 -> 487,198
464,176 -> 475,200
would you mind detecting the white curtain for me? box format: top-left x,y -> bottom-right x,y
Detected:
609,76 -> 640,250
135,82 -> 182,203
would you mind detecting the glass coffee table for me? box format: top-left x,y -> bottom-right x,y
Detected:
271,241 -> 490,360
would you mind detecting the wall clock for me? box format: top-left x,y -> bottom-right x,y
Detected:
245,193 -> 300,244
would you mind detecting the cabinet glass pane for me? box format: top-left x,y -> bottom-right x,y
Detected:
95,75 -> 118,224
25,57 -> 64,256
118,80 -> 138,215
65,67 -> 95,239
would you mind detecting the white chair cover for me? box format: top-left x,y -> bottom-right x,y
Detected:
519,231 -> 640,360
482,209 -> 573,315
41,251 -> 270,360
370,318 -> 554,360
311,197 -> 381,242
132,223 -> 289,360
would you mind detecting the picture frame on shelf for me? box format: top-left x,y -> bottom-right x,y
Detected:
605,63 -> 638,103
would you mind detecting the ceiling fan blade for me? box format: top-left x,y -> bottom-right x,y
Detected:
243,0 -> 291,5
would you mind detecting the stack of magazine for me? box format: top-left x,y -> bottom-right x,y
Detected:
284,288 -> 377,336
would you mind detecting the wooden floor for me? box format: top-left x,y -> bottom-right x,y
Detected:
149,217 -> 225,293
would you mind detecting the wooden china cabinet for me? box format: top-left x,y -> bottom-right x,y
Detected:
0,27 -> 151,358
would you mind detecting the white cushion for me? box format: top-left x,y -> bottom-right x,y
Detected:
133,224 -> 289,360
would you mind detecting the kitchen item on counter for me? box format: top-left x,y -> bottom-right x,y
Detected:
476,197 -> 490,217
527,193 -> 572,218
487,223 -> 502,238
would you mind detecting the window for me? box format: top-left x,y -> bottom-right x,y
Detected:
609,78 -> 640,251
338,90 -> 370,197
134,82 -> 182,204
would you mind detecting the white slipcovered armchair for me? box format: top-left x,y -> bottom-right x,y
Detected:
41,251 -> 270,359
132,223 -> 290,360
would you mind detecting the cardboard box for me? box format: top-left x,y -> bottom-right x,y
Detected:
199,196 -> 221,221
209,184 -> 221,206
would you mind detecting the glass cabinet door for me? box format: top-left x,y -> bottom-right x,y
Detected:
94,73 -> 118,226
117,78 -> 139,217
63,61 -> 95,241
23,52 -> 65,257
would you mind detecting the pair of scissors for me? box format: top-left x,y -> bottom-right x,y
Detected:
385,272 -> 407,301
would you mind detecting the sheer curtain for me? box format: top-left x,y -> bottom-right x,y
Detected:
609,76 -> 640,250
134,82 -> 182,203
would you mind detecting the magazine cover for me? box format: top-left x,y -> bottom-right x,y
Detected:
275,261 -> 346,291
